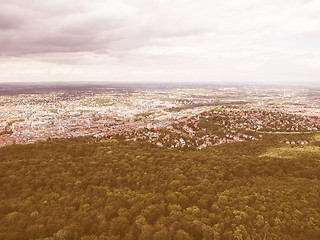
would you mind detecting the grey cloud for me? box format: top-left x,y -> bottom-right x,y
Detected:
0,0 -> 139,56
0,0 -> 215,57
0,13 -> 22,30
0,3 -> 28,30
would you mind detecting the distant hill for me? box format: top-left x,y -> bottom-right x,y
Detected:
1,81 -> 319,95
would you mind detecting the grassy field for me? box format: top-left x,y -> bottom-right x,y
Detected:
312,133 -> 320,141
260,145 -> 320,159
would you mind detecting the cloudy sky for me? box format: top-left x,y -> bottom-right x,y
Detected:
0,0 -> 319,83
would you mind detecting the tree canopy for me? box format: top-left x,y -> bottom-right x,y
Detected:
0,136 -> 319,239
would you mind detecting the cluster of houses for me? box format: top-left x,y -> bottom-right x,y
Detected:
197,108 -> 319,133
116,107 -> 319,150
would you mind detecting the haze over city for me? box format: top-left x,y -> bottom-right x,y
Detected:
1,0 -> 320,84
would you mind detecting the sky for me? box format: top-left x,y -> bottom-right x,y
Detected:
0,0 -> 319,84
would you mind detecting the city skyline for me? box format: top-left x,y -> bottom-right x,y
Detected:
1,0 -> 320,83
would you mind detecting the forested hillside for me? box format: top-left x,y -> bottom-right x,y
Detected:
0,137 -> 319,240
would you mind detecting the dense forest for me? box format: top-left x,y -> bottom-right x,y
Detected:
0,136 -> 319,240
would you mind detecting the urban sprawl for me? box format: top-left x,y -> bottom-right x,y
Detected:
1,87 -> 319,148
